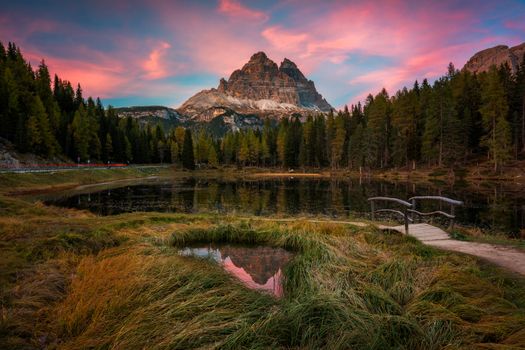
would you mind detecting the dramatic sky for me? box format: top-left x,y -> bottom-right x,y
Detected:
2,0 -> 525,109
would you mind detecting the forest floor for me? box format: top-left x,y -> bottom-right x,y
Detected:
226,160 -> 525,190
1,168 -> 525,348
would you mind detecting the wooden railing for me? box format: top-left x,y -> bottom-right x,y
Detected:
368,197 -> 413,234
368,195 -> 463,234
408,196 -> 463,229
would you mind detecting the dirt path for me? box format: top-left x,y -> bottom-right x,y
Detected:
380,223 -> 525,276
248,217 -> 525,276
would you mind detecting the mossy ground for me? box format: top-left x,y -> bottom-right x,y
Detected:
1,169 -> 525,349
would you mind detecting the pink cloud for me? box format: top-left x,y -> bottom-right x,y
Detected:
3,0 -> 521,109
261,26 -> 308,52
217,0 -> 268,22
142,41 -> 172,80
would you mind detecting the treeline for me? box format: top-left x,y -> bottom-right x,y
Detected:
210,61 -> 525,172
1,41 -> 525,171
0,42 -> 174,163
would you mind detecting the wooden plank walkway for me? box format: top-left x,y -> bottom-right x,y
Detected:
379,223 -> 525,276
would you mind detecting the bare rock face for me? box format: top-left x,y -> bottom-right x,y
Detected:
178,52 -> 332,120
222,52 -> 297,104
464,43 -> 525,74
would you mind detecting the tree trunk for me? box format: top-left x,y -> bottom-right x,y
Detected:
439,98 -> 443,167
522,97 -> 525,153
493,116 -> 497,172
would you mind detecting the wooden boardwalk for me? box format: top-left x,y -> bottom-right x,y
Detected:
379,223 -> 525,276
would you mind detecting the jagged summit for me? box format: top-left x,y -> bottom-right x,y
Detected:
178,52 -> 333,121
280,58 -> 297,68
248,51 -> 273,64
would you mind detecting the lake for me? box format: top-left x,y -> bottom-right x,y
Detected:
41,177 -> 525,238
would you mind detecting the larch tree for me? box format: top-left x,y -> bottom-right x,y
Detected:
208,144 -> 219,167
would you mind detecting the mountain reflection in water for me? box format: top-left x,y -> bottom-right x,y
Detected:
179,244 -> 293,297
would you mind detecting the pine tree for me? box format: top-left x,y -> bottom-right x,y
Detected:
182,128 -> 195,170
238,133 -> 249,166
74,83 -> 84,108
158,140 -> 166,163
105,133 -> 113,161
302,115 -> 315,166
480,66 -> 512,171
170,141 -> 180,164
124,136 -> 132,163
366,90 -> 391,168
26,96 -> 57,157
285,117 -> 302,167
71,104 -> 90,161
261,136 -> 270,166
391,87 -> 418,168
86,98 -> 101,160
35,60 -> 60,137
331,114 -> 346,169
247,129 -> 260,165
348,123 -> 368,169
195,131 -> 209,164
221,132 -> 235,164
276,119 -> 288,167
314,115 -> 326,167
421,77 -> 461,166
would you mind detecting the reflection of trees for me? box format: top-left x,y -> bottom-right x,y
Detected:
170,179 -> 195,212
237,186 -> 254,214
57,177 -> 525,238
482,186 -> 516,236
329,179 -> 343,216
276,181 -> 286,215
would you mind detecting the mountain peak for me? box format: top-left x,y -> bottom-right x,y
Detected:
249,51 -> 269,62
464,42 -> 525,74
179,52 -> 333,121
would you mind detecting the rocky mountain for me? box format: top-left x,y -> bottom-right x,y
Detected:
115,53 -> 332,135
463,43 -> 525,74
114,104 -> 265,137
116,105 -> 181,120
178,52 -> 333,120
115,105 -> 186,131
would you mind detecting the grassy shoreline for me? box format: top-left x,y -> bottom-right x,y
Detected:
2,168 -> 525,348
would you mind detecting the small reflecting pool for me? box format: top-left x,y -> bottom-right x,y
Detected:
179,244 -> 294,297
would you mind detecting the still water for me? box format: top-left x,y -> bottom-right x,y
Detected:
179,244 -> 294,297
42,177 -> 525,238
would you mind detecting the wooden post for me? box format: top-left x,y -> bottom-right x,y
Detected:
449,205 -> 455,230
411,198 -> 416,223
403,206 -> 409,235
371,201 -> 375,221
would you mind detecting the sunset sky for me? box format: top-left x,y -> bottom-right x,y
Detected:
2,0 -> 525,109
